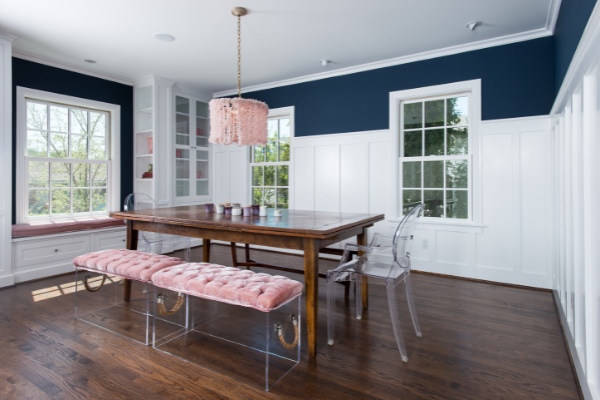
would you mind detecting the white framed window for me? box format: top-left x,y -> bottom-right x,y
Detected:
390,80 -> 481,223
16,87 -> 121,223
249,107 -> 294,209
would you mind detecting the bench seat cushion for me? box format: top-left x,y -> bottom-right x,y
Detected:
73,250 -> 184,282
152,263 -> 304,312
13,217 -> 125,238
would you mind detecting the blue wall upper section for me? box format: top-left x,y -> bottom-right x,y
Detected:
554,0 -> 597,96
11,57 -> 134,224
244,37 -> 555,137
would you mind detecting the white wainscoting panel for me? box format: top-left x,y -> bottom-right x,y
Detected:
550,7 -> 600,393
214,124 -> 553,289
314,145 -> 340,213
293,146 -> 314,210
213,144 -> 248,205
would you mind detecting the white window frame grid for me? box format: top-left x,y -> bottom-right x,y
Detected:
16,87 -> 121,224
401,92 -> 472,220
249,107 -> 294,209
390,80 -> 482,225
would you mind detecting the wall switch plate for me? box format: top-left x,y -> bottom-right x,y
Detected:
422,239 -> 429,249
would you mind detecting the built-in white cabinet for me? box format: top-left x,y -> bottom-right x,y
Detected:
173,93 -> 211,203
133,76 -> 211,206
11,227 -> 125,283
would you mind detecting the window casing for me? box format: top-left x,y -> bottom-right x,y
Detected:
250,115 -> 291,209
16,87 -> 121,224
400,93 -> 471,220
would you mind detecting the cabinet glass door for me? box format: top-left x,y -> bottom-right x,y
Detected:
175,96 -> 191,198
195,100 -> 209,197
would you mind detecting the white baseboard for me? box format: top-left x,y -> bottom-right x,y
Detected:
553,290 -> 594,400
0,274 -> 15,288
13,262 -> 74,283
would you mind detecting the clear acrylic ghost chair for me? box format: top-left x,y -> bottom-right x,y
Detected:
326,203 -> 424,362
124,193 -> 191,261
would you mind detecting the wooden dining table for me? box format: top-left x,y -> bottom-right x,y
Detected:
109,206 -> 384,357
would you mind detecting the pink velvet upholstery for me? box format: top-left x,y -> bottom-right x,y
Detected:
152,263 -> 304,312
73,250 -> 184,282
13,217 -> 125,238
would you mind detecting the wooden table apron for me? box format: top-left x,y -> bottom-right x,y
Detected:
112,211 -> 383,358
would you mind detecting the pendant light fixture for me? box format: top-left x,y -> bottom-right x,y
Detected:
209,7 -> 268,146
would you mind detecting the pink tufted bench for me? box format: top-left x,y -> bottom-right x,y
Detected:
72,249 -> 185,345
73,249 -> 184,283
151,263 -> 304,391
151,263 -> 304,312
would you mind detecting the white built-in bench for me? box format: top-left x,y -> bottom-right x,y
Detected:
11,217 -> 127,283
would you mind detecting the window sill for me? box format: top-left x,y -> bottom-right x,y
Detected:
386,218 -> 485,232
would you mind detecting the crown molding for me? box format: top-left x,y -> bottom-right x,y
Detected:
12,51 -> 134,86
213,27 -> 553,98
551,1 -> 600,115
546,0 -> 563,34
0,31 -> 17,42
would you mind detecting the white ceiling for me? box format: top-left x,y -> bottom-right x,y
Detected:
0,0 -> 555,95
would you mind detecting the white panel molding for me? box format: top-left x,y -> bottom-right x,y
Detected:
0,35 -> 13,287
554,291 -> 595,400
214,29 -> 552,98
12,50 -> 134,86
552,1 -> 600,114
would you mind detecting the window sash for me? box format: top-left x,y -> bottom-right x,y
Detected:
25,157 -> 111,220
24,98 -> 111,221
249,116 -> 291,208
400,92 -> 471,220
25,99 -> 109,160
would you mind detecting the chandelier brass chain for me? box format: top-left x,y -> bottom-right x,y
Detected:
237,15 -> 241,98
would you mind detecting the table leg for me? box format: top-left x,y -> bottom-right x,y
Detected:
230,242 -> 238,267
357,227 -> 368,310
124,221 -> 138,302
203,239 -> 211,263
304,238 -> 319,358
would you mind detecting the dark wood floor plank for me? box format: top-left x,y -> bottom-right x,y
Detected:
0,244 -> 580,400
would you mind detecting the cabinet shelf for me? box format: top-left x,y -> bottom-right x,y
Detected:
136,154 -> 153,158
136,178 -> 153,182
176,111 -> 190,116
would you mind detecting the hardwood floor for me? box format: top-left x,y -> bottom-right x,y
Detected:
0,245 -> 579,399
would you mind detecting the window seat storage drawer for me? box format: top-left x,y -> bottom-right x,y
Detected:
12,227 -> 126,283
13,235 -> 91,283
93,230 -> 127,251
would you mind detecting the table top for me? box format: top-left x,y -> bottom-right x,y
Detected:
110,206 -> 384,237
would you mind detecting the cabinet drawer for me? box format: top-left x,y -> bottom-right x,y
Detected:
14,236 -> 90,269
93,230 -> 127,251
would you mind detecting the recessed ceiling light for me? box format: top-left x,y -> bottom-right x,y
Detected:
84,59 -> 97,64
154,33 -> 176,42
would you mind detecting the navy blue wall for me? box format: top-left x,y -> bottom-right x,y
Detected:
244,37 -> 555,137
11,57 -> 134,224
554,0 -> 597,96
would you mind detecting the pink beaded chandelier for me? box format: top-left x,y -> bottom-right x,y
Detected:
209,7 -> 268,146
